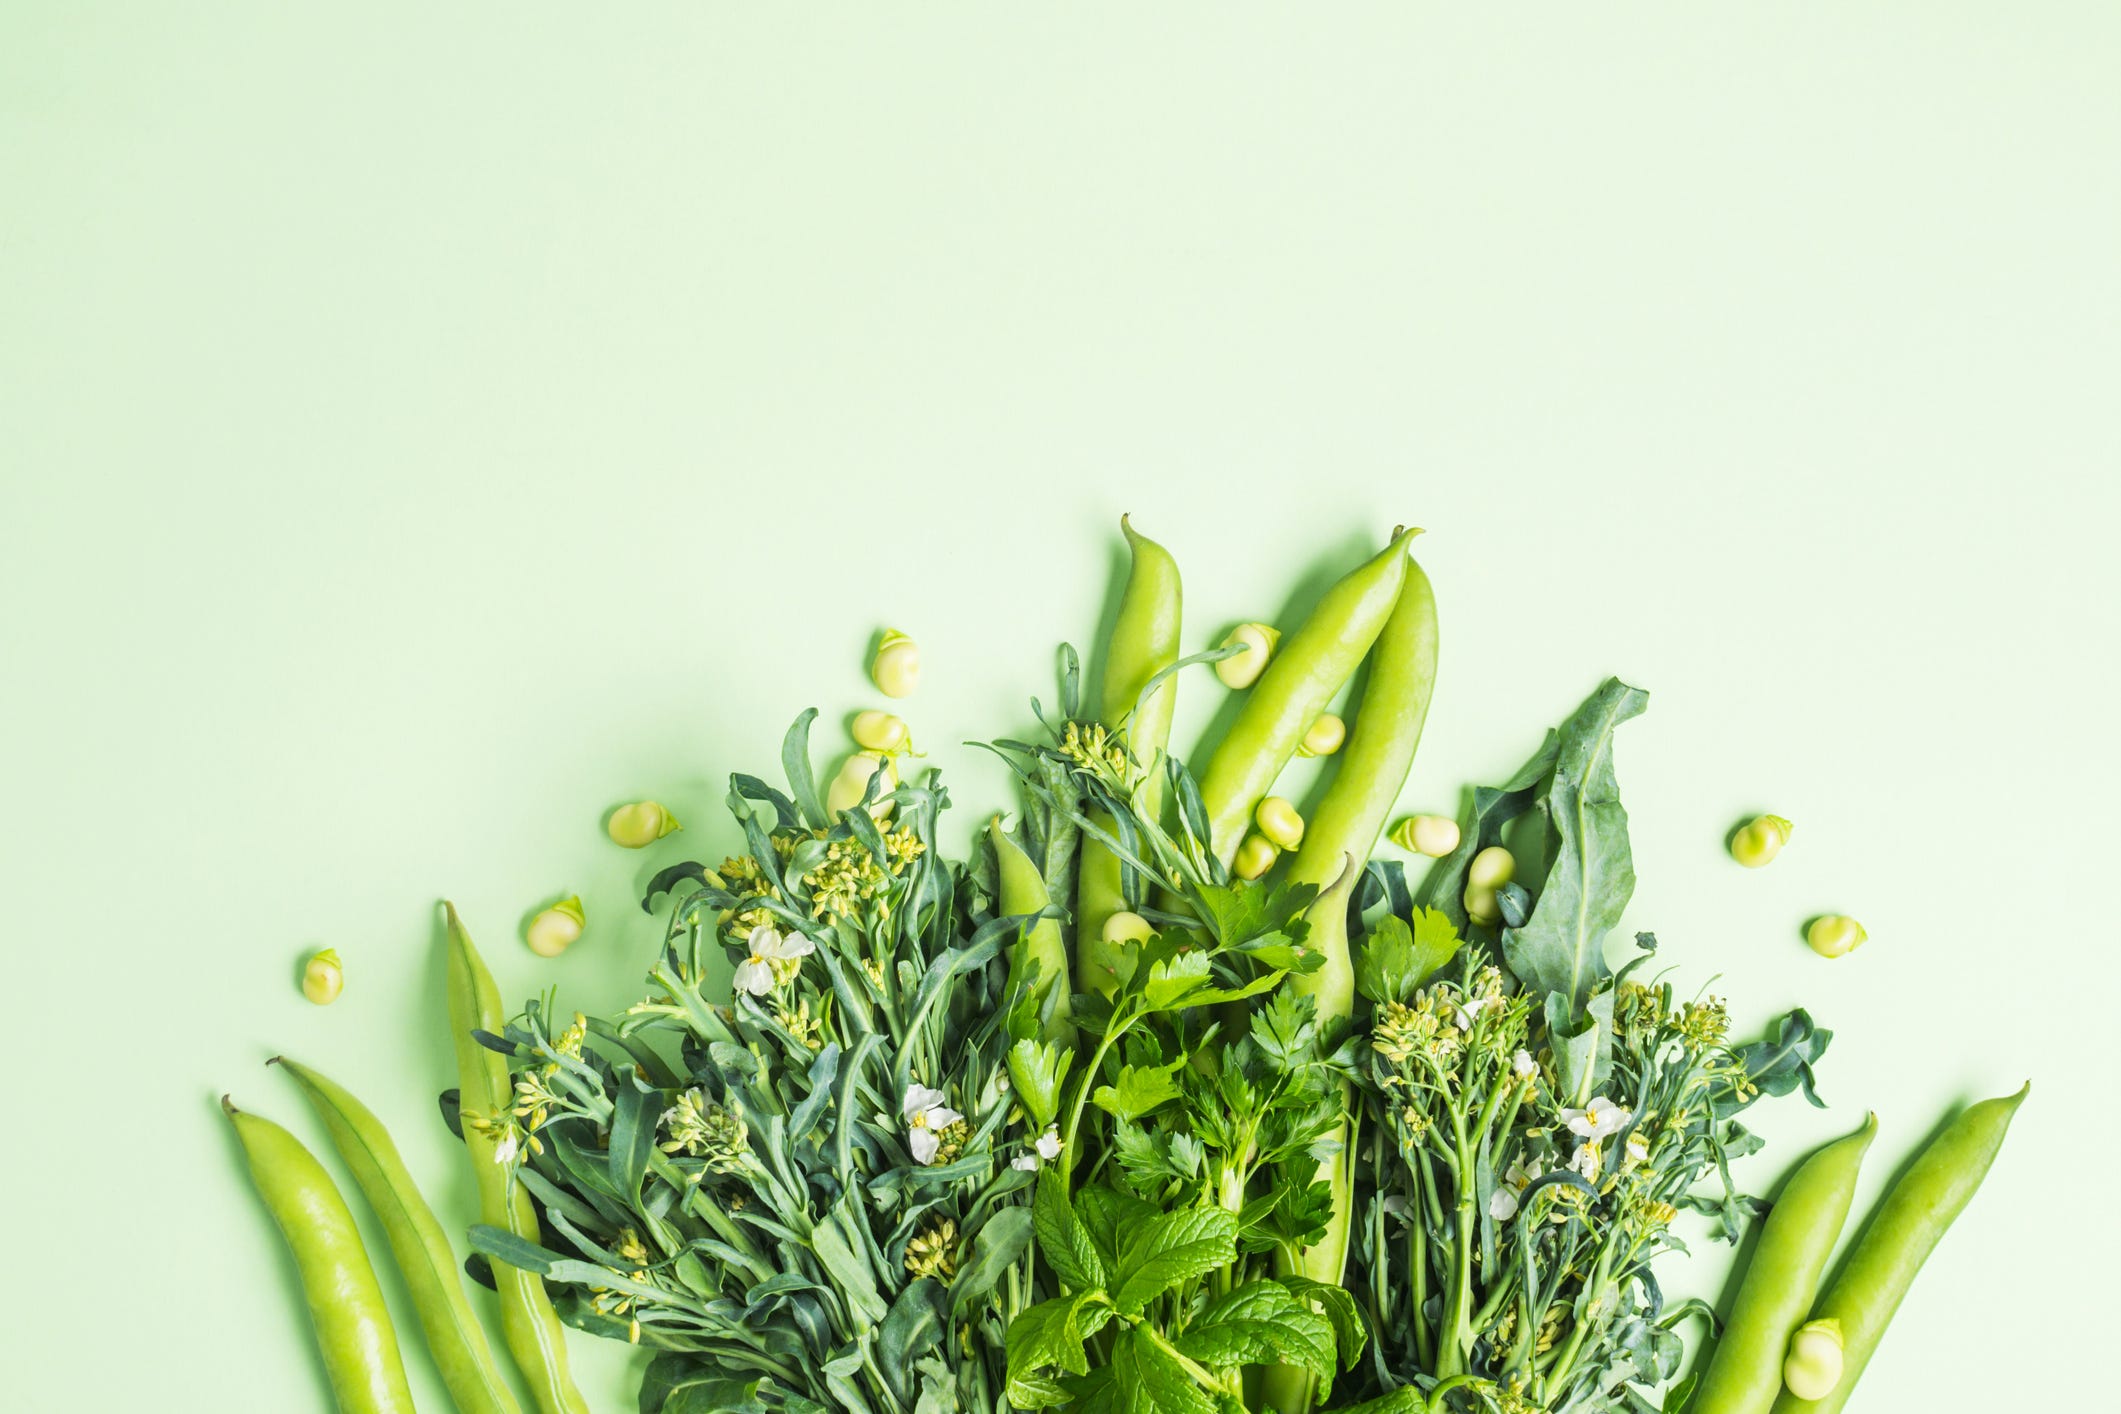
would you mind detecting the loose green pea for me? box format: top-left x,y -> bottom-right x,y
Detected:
607,800 -> 681,848
1782,1320 -> 1844,1401
1731,814 -> 1793,868
1213,622 -> 1281,690
826,750 -> 898,818
302,948 -> 344,1005
1255,796 -> 1305,851
1467,844 -> 1515,891
851,709 -> 910,752
1102,910 -> 1154,945
1295,713 -> 1345,757
1390,813 -> 1460,857
871,629 -> 921,698
525,896 -> 586,958
1234,832 -> 1280,881
1806,915 -> 1866,959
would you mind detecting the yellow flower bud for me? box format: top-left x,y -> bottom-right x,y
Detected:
1295,713 -> 1346,758
871,629 -> 921,699
608,801 -> 681,849
1102,910 -> 1154,945
827,750 -> 899,818
1255,796 -> 1305,851
1806,914 -> 1867,959
1467,845 -> 1516,891
1391,814 -> 1461,858
1782,1318 -> 1844,1401
1233,832 -> 1280,881
301,948 -> 343,1006
851,709 -> 910,753
1730,814 -> 1793,868
526,895 -> 586,958
1213,623 -> 1281,690
1464,884 -> 1500,927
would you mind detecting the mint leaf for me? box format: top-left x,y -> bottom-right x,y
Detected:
1115,1328 -> 1216,1414
1172,1280 -> 1335,1388
1280,1276 -> 1367,1373
1075,1186 -> 1157,1270
1110,1208 -> 1239,1313
1005,1289 -> 1116,1394
1033,1170 -> 1107,1293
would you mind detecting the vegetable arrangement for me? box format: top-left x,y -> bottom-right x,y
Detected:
221,520 -> 2027,1414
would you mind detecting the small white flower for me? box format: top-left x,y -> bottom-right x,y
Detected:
1570,1141 -> 1603,1181
1512,1049 -> 1537,1079
1011,1154 -> 1039,1171
1504,1157 -> 1541,1190
1488,1187 -> 1520,1221
1452,995 -> 1500,1031
1625,1133 -> 1651,1166
731,924 -> 815,996
492,1130 -> 521,1167
1036,1127 -> 1062,1160
1561,1095 -> 1632,1140
902,1084 -> 963,1165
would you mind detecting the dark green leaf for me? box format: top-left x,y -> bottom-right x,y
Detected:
1110,1207 -> 1239,1313
1172,1279 -> 1335,1389
1503,677 -> 1649,1018
1034,1169 -> 1107,1292
782,708 -> 829,830
950,1207 -> 1035,1316
1723,1007 -> 1834,1114
607,1073 -> 661,1200
1115,1327 -> 1215,1414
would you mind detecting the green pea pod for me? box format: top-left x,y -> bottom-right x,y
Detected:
1077,516 -> 1182,995
1284,553 -> 1439,1021
1196,526 -> 1421,864
990,815 -> 1076,1045
223,1096 -> 416,1414
1693,1114 -> 1877,1414
1772,1083 -> 2029,1414
275,1057 -> 522,1414
446,902 -> 592,1414
1257,557 -> 1435,1414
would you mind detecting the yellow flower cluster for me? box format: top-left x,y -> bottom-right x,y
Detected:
904,1218 -> 960,1281
806,825 -> 925,922
658,1089 -> 750,1175
1058,719 -> 1132,778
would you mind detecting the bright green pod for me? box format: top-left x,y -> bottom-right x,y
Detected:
1196,527 -> 1420,865
992,816 -> 1076,1045
1693,1114 -> 1876,1414
1076,517 -> 1182,996
224,1097 -> 416,1414
276,1057 -> 522,1414
1772,1084 -> 2029,1414
446,903 -> 592,1414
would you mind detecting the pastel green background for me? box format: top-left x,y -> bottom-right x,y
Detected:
4,4 -> 2114,1409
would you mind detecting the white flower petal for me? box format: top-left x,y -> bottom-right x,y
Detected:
1512,1049 -> 1537,1078
493,1132 -> 520,1166
745,923 -> 783,956
924,1106 -> 963,1131
731,959 -> 775,996
777,931 -> 817,959
1035,1129 -> 1062,1160
910,1127 -> 941,1164
1488,1189 -> 1520,1221
903,1084 -> 947,1119
1011,1154 -> 1039,1170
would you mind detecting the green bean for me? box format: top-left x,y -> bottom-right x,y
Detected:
990,815 -> 1075,1045
1693,1114 -> 1877,1414
1076,516 -> 1181,995
1772,1083 -> 2029,1414
276,1057 -> 522,1414
447,902 -> 591,1414
1259,552 -> 1436,1414
223,1096 -> 416,1414
1196,527 -> 1420,865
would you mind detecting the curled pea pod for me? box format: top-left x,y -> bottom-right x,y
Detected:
990,815 -> 1076,1045
1692,1114 -> 1877,1414
275,1057 -> 523,1414
446,903 -> 592,1414
1076,517 -> 1182,996
1771,1083 -> 2029,1414
1196,526 -> 1421,865
222,1096 -> 416,1414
